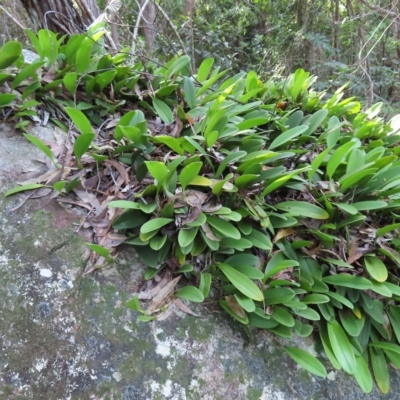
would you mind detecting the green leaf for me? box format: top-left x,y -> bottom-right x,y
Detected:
63,72 -> 78,96
231,265 -> 264,280
64,107 -> 93,134
340,168 -> 377,192
376,223 -> 400,239
150,136 -> 185,155
234,294 -> 255,312
149,235 -> 167,251
301,294 -> 330,304
370,342 -> 400,354
145,161 -> 169,186
12,60 -> 44,89
24,134 -> 55,164
4,183 -> 47,197
352,201 -> 387,211
205,130 -> 219,148
322,274 -> 372,290
176,286 -> 204,303
292,306 -> 320,321
218,263 -> 264,301
294,320 -> 313,337
370,347 -> 389,394
140,218 -> 173,234
85,243 -> 110,257
167,55 -> 190,78
74,133 -> 95,167
271,306 -> 295,327
215,151 -> 247,177
126,295 -> 143,312
275,201 -> 329,219
178,227 -> 198,248
206,216 -> 241,239
363,256 -> 388,282
108,200 -> 140,209
0,41 -> 22,69
197,69 -> 228,97
354,356 -> 373,393
326,141 -> 354,179
76,43 -> 93,74
95,70 -> 117,91
263,287 -> 295,305
179,162 -> 203,190
243,229 -> 272,250
262,167 -> 309,196
285,346 -> 327,378
332,203 -> 358,215
197,58 -> 214,82
308,146 -> 333,180
326,291 -> 354,309
264,259 -> 299,281
305,108 -> 329,135
269,125 -> 308,149
183,77 -> 196,109
199,272 -> 212,298
339,310 -> 365,337
153,98 -> 173,124
0,94 -> 16,108
175,264 -> 194,273
327,320 -> 357,375
388,306 -> 400,344
320,329 -> 342,370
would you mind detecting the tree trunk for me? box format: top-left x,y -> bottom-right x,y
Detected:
142,0 -> 156,52
19,0 -> 99,35
184,0 -> 195,18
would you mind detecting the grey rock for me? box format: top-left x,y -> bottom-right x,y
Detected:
1,121 -> 399,399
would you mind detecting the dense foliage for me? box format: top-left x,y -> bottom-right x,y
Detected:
3,27 -> 400,394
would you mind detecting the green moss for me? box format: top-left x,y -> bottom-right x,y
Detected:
247,387 -> 263,400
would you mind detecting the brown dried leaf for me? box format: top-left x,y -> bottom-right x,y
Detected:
174,298 -> 201,317
105,160 -> 130,186
139,271 -> 172,300
169,115 -> 183,138
180,206 -> 201,226
273,228 -> 297,244
201,222 -> 221,241
225,295 -> 246,318
147,276 -> 182,314
347,239 -> 364,265
202,204 -> 222,213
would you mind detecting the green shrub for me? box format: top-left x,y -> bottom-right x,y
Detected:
2,29 -> 400,394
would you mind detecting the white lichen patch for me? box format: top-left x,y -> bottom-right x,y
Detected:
155,328 -> 189,360
112,372 -> 122,382
39,268 -> 53,278
327,371 -> 337,381
148,379 -> 187,399
261,385 -> 288,400
33,358 -> 48,372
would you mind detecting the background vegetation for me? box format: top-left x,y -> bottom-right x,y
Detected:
2,0 -> 400,117
3,0 -> 400,395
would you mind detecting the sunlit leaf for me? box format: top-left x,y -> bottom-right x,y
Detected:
363,256 -> 388,282
218,263 -> 264,301
275,201 -> 329,219
327,320 -> 357,375
285,346 -> 327,378
176,286 -> 204,303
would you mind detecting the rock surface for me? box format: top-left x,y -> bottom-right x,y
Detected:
0,122 -> 399,400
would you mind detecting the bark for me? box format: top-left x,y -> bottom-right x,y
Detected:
184,0 -> 195,18
19,0 -> 99,35
142,0 -> 156,52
